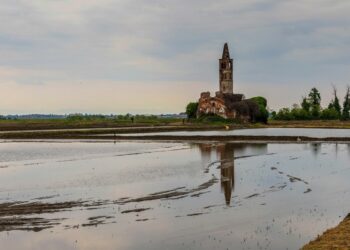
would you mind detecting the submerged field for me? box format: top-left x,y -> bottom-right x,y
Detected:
0,140 -> 350,249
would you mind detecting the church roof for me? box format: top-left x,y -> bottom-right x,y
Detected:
222,43 -> 230,59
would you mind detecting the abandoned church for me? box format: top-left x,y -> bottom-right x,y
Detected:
196,43 -> 261,122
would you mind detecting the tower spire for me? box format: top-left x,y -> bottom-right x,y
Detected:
222,43 -> 230,59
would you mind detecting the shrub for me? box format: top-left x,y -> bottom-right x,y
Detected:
321,108 -> 340,120
197,114 -> 233,123
186,102 -> 198,119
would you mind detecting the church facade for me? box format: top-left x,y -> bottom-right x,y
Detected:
196,43 -> 258,122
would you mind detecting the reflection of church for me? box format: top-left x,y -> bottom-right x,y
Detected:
217,144 -> 235,205
197,142 -> 267,205
198,143 -> 235,205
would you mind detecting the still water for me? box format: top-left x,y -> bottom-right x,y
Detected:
0,140 -> 350,249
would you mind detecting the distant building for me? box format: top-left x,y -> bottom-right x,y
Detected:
197,43 -> 259,122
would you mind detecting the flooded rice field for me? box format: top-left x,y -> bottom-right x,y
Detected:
1,140 -> 350,249
111,128 -> 350,138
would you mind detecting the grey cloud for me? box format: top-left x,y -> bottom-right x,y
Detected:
0,0 -> 350,111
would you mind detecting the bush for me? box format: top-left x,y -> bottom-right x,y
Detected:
197,114 -> 233,123
321,108 -> 340,120
274,108 -> 293,120
290,108 -> 311,120
186,102 -> 198,119
250,96 -> 267,108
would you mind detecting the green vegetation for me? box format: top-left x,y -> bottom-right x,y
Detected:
0,114 -> 183,131
272,86 -> 350,121
185,102 -> 198,119
328,86 -> 341,116
342,86 -> 350,120
196,114 -> 237,125
250,96 -> 268,124
185,96 -> 268,124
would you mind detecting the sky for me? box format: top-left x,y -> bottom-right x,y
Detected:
1,0 -> 350,114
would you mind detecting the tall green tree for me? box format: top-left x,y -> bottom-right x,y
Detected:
301,96 -> 311,113
342,86 -> 350,120
186,102 -> 198,119
308,87 -> 321,118
328,85 -> 341,117
250,96 -> 268,123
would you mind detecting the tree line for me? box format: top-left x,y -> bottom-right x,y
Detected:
272,86 -> 350,120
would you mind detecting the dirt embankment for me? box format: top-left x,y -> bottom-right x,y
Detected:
0,125 -> 229,139
268,120 -> 350,129
1,119 -> 350,132
1,120 -> 350,141
302,214 -> 350,250
104,135 -> 350,143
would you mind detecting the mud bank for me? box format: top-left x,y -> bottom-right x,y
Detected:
302,213 -> 350,250
0,176 -> 219,232
0,125 -> 228,139
2,125 -> 350,143
97,135 -> 350,143
0,200 -> 115,232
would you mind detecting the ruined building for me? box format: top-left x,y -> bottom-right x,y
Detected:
197,43 -> 259,122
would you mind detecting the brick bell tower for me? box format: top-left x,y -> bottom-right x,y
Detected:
219,43 -> 233,94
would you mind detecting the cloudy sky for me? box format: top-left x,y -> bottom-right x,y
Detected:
1,0 -> 350,114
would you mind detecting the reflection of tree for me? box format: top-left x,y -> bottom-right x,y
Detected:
310,143 -> 321,156
197,143 -> 213,170
217,144 -> 235,205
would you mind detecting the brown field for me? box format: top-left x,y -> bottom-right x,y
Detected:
268,120 -> 350,129
302,214 -> 350,250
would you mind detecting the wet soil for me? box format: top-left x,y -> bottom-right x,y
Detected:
0,176 -> 218,232
115,177 -> 218,204
0,200 -> 113,231
0,201 -> 84,232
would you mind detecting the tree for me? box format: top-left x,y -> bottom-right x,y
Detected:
250,96 -> 268,123
342,86 -> 350,120
301,96 -> 311,113
308,87 -> 321,106
308,87 -> 321,118
186,102 -> 198,119
328,85 -> 341,118
270,111 -> 277,119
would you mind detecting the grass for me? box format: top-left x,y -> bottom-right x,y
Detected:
302,214 -> 350,250
0,117 -> 184,131
0,118 -> 350,137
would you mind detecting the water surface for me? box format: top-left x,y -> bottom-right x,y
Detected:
0,140 -> 350,250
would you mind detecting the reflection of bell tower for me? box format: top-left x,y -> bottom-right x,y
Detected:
219,43 -> 233,94
217,144 -> 235,205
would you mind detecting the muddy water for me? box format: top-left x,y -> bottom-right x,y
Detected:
0,141 -> 350,249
